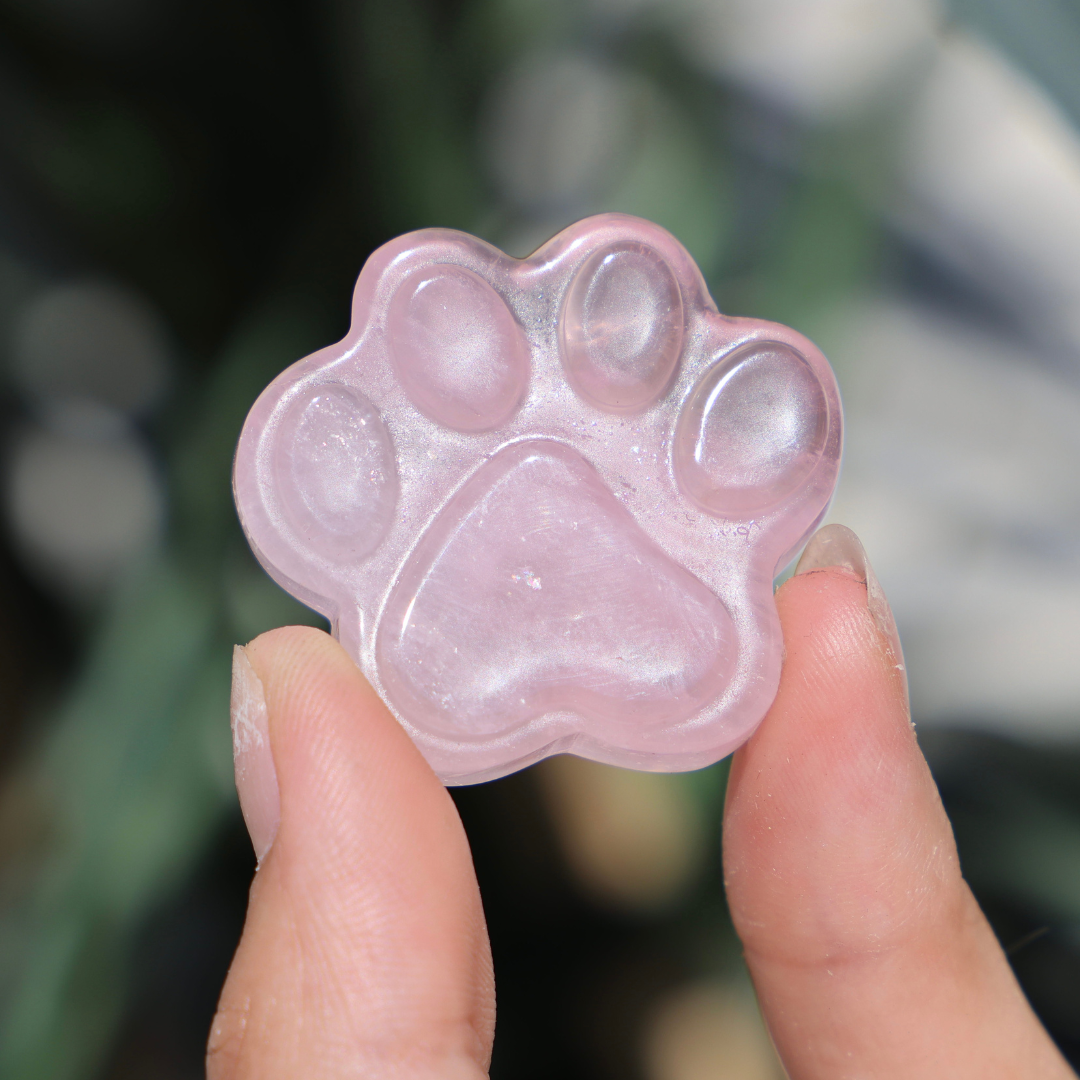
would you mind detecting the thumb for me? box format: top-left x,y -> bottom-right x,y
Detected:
208,626 -> 494,1079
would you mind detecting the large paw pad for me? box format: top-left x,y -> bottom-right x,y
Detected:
234,214 -> 841,783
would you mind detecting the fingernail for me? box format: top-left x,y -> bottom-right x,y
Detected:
795,525 -> 908,704
231,645 -> 280,865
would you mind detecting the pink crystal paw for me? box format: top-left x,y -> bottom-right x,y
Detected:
233,214 -> 842,784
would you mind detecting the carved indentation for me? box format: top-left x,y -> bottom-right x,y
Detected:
387,264 -> 529,431
673,342 -> 829,517
275,384 -> 398,561
376,440 -> 734,737
560,242 -> 684,413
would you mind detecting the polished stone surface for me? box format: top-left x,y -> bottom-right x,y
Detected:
234,213 -> 842,783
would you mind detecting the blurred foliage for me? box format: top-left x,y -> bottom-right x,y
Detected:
0,302 -> 326,1079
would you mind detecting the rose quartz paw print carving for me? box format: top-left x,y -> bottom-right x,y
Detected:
233,214 -> 842,784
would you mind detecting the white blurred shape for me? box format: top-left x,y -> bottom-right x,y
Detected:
12,280 -> 171,416
484,53 -> 635,212
898,34 -> 1080,353
483,52 -> 727,270
643,980 -> 783,1080
6,423 -> 164,600
666,0 -> 938,122
826,298 -> 1080,737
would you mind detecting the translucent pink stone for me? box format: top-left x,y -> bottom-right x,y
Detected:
387,264 -> 529,431
233,213 -> 842,784
273,385 -> 398,563
560,241 -> 683,413
376,440 -> 735,738
673,342 -> 830,517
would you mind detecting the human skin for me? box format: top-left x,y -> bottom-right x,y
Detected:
207,528 -> 1076,1079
